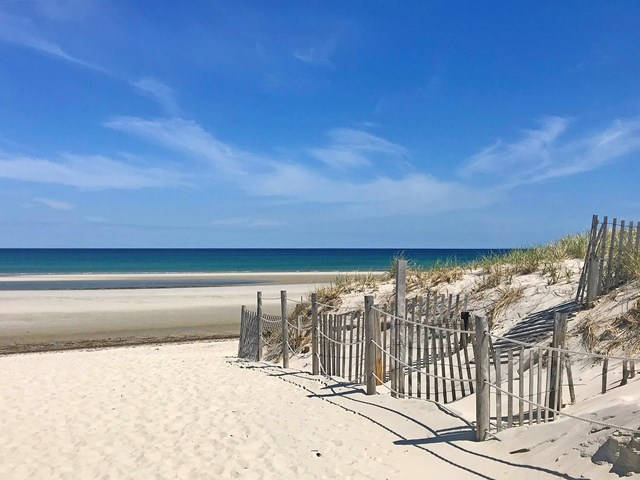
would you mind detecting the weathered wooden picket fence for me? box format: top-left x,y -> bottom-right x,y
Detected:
577,214 -> 640,306
238,259 -> 640,440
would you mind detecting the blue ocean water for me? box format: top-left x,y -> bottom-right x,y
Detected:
0,248 -> 507,275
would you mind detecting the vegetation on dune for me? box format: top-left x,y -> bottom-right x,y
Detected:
474,233 -> 589,287
270,230 -> 640,359
488,286 -> 525,327
390,233 -> 590,293
622,251 -> 640,282
578,297 -> 640,356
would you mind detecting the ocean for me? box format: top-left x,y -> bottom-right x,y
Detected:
0,248 -> 507,274
0,248 -> 508,290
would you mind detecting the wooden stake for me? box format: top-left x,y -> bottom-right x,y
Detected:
311,293 -> 319,375
281,290 -> 289,368
256,291 -> 263,362
507,350 -> 514,428
475,315 -> 490,441
394,259 -> 407,398
519,347 -> 525,426
365,295 -> 376,395
495,348 -> 502,432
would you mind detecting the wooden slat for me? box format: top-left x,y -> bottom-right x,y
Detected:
536,350 -> 542,423
394,260 -> 407,398
507,350 -> 514,428
408,299 -> 415,397
374,307 -> 383,386
416,296 -> 423,398
544,347 -> 553,422
528,350 -> 534,425
605,218 -> 618,291
328,314 -> 333,376
616,220 -> 626,286
380,310 -> 386,381
359,313 -> 365,382
453,294 -> 465,397
335,314 -> 341,376
354,314 -> 360,380
602,358 -> 609,394
495,348 -> 502,431
518,347 -> 525,426
445,295 -> 457,401
341,315 -> 347,377
461,314 -> 474,394
348,314 -> 354,381
387,304 -> 396,386
438,295 -> 448,403
425,293 -> 431,400
557,314 -> 567,411
577,214 -> 599,302
432,317 -> 439,403
622,360 -> 629,386
548,313 -> 561,419
597,216 -> 609,295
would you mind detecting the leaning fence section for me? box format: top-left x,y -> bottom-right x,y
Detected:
485,312 -> 571,433
577,214 -> 640,306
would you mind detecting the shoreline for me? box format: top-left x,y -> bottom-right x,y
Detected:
0,333 -> 237,356
0,271 -> 384,282
0,272 -> 357,353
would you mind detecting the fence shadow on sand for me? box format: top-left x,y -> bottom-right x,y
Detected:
236,361 -> 582,480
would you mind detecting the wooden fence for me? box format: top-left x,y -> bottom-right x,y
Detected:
238,259 -> 640,441
577,214 -> 640,306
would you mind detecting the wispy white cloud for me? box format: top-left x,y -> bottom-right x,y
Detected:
0,11 -> 105,71
31,0 -> 101,23
293,36 -> 338,68
293,48 -> 333,67
35,197 -> 74,210
460,116 -> 640,186
0,153 -> 186,189
308,128 -> 407,170
106,115 -> 495,217
104,117 -> 254,174
130,77 -> 180,115
210,217 -> 284,228
250,163 -> 496,216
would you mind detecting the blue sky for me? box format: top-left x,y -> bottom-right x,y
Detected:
0,1 -> 639,248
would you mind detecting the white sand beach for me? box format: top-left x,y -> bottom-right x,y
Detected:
1,339 -> 637,479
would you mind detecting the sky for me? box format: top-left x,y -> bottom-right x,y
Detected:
0,1 -> 639,248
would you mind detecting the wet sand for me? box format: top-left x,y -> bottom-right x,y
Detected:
0,272 -> 371,354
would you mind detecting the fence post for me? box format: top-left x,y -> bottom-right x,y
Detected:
238,305 -> 246,357
586,256 -> 600,307
311,293 -> 319,375
365,295 -> 376,395
392,259 -> 407,398
281,290 -> 289,368
547,312 -> 568,417
475,315 -> 490,441
256,291 -> 263,362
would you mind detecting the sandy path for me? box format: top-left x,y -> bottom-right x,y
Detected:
1,340 -> 606,479
1,340 -> 435,479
